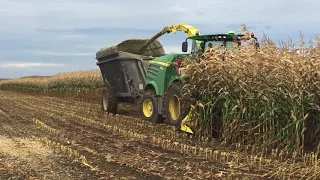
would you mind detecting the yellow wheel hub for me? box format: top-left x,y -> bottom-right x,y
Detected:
169,95 -> 180,120
142,99 -> 153,117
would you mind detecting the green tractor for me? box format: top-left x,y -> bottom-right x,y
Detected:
96,32 -> 250,134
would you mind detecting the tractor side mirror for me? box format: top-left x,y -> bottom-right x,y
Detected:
182,41 -> 188,52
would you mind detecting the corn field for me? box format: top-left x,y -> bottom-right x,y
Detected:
0,70 -> 104,102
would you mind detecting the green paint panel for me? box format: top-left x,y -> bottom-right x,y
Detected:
145,54 -> 187,95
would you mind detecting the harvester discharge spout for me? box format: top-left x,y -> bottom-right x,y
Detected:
138,24 -> 200,54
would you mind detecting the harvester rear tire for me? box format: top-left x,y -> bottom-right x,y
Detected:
139,89 -> 162,123
164,83 -> 191,127
101,84 -> 118,114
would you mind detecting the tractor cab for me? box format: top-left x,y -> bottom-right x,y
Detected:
182,33 -> 256,55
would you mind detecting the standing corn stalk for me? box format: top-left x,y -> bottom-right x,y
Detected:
183,30 -> 320,154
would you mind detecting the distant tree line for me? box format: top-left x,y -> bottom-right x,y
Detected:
21,75 -> 52,78
0,76 -> 52,81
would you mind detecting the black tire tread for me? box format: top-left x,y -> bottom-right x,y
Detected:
101,83 -> 118,114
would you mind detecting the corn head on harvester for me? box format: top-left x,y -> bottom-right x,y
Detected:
96,24 -> 249,134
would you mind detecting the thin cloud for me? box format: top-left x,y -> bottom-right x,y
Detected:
0,62 -> 64,68
56,34 -> 88,40
23,50 -> 93,56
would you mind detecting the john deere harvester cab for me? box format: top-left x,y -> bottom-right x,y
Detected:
182,33 -> 246,53
182,32 -> 259,54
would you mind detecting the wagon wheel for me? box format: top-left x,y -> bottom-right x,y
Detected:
101,83 -> 118,114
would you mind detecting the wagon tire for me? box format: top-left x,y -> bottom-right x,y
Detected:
101,84 -> 118,114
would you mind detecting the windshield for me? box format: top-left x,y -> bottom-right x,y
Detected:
190,39 -> 205,53
204,41 -> 234,49
191,39 -> 248,53
190,40 -> 236,53
183,35 -> 258,55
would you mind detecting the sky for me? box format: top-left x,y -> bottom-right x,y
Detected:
0,0 -> 319,78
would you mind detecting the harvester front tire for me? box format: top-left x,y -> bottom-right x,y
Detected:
139,89 -> 162,123
164,83 -> 191,127
101,85 -> 118,114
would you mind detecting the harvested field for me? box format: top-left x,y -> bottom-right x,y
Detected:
0,91 -> 319,179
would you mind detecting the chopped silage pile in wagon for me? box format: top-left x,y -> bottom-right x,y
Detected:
182,34 -> 320,153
